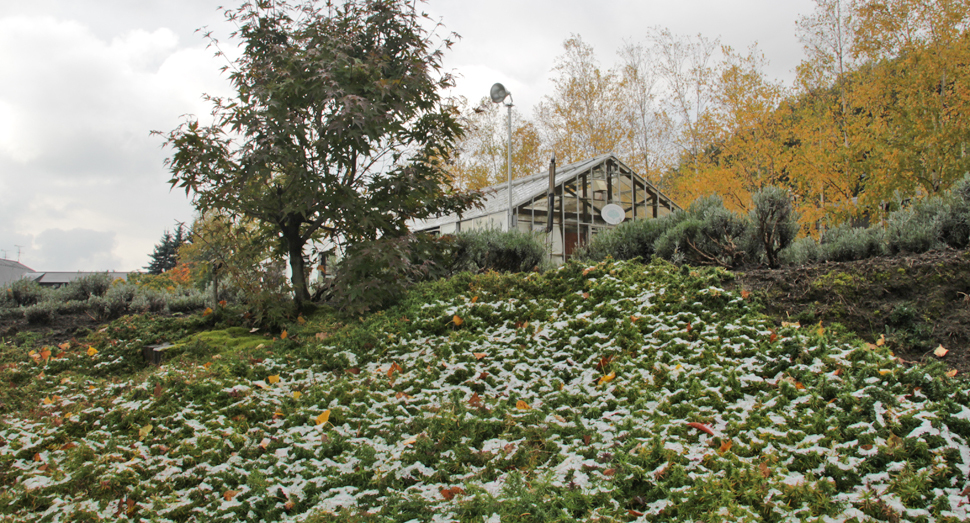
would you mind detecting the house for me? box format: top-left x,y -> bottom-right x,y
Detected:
0,259 -> 34,288
411,153 -> 680,264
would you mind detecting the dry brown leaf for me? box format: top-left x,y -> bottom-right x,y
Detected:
223,490 -> 239,501
602,468 -> 616,477
315,332 -> 329,341
153,383 -> 162,398
468,392 -> 483,408
759,462 -> 770,478
718,440 -> 733,454
473,352 -> 487,360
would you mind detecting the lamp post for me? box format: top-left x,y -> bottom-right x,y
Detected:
490,83 -> 513,232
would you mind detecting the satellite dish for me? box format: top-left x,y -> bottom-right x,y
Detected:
490,83 -> 509,103
601,203 -> 626,225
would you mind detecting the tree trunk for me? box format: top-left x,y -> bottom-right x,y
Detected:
282,220 -> 311,305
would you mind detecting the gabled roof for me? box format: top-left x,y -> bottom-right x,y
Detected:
0,259 -> 33,272
21,272 -> 131,285
412,153 -> 677,231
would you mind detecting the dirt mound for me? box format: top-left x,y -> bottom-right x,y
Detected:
736,249 -> 970,373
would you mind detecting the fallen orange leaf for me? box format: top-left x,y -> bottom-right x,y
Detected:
58,342 -> 70,350
718,440 -> 733,454
452,315 -> 463,326
795,382 -> 806,390
946,369 -> 958,378
203,307 -> 213,316
473,352 -> 487,360
387,362 -> 402,378
280,330 -> 288,340
40,348 -> 51,361
876,334 -> 886,347
516,400 -> 531,410
760,462 -> 770,478
296,316 -> 306,325
934,345 -> 948,358
468,392 -> 483,408
741,290 -> 751,300
224,490 -> 238,501
471,296 -> 478,303
598,371 -> 616,386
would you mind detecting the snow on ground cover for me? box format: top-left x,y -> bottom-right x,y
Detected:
1,259 -> 969,522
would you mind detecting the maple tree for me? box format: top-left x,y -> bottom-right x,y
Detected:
158,0 -> 478,304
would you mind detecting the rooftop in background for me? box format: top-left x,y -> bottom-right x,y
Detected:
0,258 -> 36,288
21,272 -> 131,287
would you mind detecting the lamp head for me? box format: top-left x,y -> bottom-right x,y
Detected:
490,83 -> 510,104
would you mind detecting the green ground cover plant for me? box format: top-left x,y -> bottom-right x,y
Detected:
1,259 -> 968,522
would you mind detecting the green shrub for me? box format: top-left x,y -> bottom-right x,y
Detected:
778,236 -> 822,266
939,174 -> 970,249
8,279 -> 43,307
450,229 -> 548,273
23,301 -> 56,324
654,196 -> 754,268
749,186 -> 800,268
167,292 -> 208,314
574,214 -> 674,262
131,289 -> 169,314
885,198 -> 945,254
329,233 -> 453,316
819,224 -> 886,262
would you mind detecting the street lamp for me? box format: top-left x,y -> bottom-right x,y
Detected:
490,82 -> 513,231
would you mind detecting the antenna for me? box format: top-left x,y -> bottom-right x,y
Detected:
14,245 -> 23,262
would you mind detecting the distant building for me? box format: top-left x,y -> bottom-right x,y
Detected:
20,271 -> 131,288
411,153 -> 680,264
1,258 -> 132,289
0,259 -> 35,288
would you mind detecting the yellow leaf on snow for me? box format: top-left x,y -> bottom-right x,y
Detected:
268,375 -> 280,385
879,369 -> 892,376
598,371 -> 616,386
315,410 -> 331,426
934,345 -> 948,358
516,400 -> 531,411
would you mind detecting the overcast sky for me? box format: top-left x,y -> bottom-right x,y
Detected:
0,0 -> 816,272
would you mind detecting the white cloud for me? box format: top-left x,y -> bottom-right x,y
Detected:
32,228 -> 121,271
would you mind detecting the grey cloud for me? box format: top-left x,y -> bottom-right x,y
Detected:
31,228 -> 121,271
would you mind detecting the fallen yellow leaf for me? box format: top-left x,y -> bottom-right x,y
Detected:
598,371 -> 616,386
58,342 -> 70,350
138,424 -> 153,441
281,330 -> 288,340
297,316 -> 306,325
268,374 -> 280,385
516,400 -> 531,410
473,352 -> 487,360
87,347 -> 98,357
934,345 -> 948,358
292,391 -> 302,400
403,437 -> 417,446
259,437 -> 271,449
203,307 -> 213,316
876,334 -> 886,347
945,369 -> 958,378
42,397 -> 52,405
879,369 -> 892,376
40,348 -> 51,361
315,410 -> 331,426
471,296 -> 478,303
453,315 -> 463,326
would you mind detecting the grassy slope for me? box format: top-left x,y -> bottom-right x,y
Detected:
1,259 -> 969,522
